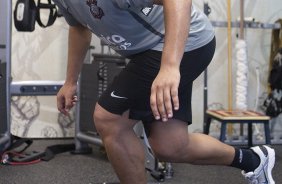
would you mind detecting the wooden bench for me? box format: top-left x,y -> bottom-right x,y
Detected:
204,110 -> 271,147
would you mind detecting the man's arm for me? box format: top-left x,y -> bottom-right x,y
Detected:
150,0 -> 192,121
57,25 -> 92,115
66,25 -> 92,85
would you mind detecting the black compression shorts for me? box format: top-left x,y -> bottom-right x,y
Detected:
98,37 -> 216,125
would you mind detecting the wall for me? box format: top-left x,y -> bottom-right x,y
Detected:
9,0 -> 282,138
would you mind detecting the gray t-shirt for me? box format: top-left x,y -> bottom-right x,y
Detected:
53,0 -> 215,56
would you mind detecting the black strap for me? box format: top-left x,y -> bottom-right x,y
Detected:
7,136 -> 33,153
2,140 -> 75,164
0,59 -> 3,79
41,143 -> 75,161
129,11 -> 164,38
36,0 -> 58,28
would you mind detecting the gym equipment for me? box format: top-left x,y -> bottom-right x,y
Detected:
1,135 -> 75,165
236,0 -> 251,139
227,0 -> 233,111
0,61 -> 10,153
14,0 -> 58,32
0,0 -> 74,159
10,80 -> 64,96
235,0 -> 248,111
0,0 -> 12,154
14,0 -> 37,31
74,50 -> 126,150
204,110 -> 271,147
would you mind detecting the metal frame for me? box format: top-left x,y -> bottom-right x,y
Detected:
0,0 -> 64,150
204,112 -> 271,147
10,80 -> 64,96
211,21 -> 281,29
0,0 -> 12,153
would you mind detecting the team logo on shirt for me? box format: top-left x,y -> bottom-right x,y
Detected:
86,0 -> 104,19
99,34 -> 132,50
141,7 -> 153,16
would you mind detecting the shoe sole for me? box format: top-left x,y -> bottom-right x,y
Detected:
264,145 -> 275,184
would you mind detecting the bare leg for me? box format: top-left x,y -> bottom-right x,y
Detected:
94,104 -> 147,184
148,119 -> 235,165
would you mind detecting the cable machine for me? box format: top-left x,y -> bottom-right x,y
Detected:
0,0 -> 63,153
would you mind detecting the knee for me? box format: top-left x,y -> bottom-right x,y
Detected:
93,104 -> 120,136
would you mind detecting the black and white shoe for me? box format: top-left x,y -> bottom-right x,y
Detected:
242,145 -> 275,184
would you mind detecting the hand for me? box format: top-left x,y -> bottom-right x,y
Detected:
57,83 -> 78,115
150,66 -> 180,122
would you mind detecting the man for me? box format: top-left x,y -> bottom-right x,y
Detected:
54,0 -> 275,183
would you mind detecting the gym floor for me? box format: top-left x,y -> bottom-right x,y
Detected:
1,139 -> 281,184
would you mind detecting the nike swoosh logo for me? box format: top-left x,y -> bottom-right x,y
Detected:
110,91 -> 128,99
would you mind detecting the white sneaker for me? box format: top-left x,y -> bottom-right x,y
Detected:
242,145 -> 275,184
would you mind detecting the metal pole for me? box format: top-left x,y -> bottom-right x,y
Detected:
227,0 -> 233,111
240,0 -> 244,40
239,0 -> 245,137
6,0 -> 12,139
203,3 -> 211,131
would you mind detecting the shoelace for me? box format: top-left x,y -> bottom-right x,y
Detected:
246,174 -> 259,184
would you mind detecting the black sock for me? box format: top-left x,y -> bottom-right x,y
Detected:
230,147 -> 260,172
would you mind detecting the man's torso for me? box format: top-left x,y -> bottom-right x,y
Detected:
53,0 -> 215,56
